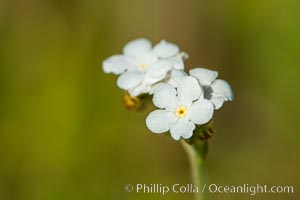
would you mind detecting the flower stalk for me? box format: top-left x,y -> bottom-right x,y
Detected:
181,121 -> 214,200
181,139 -> 208,200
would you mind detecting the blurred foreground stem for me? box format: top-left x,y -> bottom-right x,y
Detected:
181,140 -> 208,200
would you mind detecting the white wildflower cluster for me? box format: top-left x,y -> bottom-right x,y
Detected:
103,38 -> 233,141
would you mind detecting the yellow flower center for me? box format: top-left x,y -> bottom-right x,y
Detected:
140,63 -> 147,70
176,106 -> 187,118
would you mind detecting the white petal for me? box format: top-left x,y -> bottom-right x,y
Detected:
169,57 -> 184,70
144,60 -> 172,84
209,93 -> 227,110
170,118 -> 195,140
188,99 -> 214,125
152,83 -> 179,110
134,52 -> 158,67
123,38 -> 152,57
177,52 -> 189,61
146,110 -> 176,133
189,68 -> 218,86
149,82 -> 165,95
152,40 -> 179,58
211,79 -> 234,100
167,69 -> 187,88
117,72 -> 144,90
177,76 -> 203,107
128,83 -> 151,97
102,55 -> 137,74
143,76 -> 163,85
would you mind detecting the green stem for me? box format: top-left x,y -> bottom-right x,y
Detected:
181,140 -> 208,200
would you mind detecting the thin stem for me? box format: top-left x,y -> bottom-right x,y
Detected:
181,140 -> 208,200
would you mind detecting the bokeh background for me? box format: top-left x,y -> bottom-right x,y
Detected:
0,0 -> 299,199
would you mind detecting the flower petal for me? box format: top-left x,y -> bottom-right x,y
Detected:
177,52 -> 189,61
188,99 -> 214,125
169,57 -> 184,70
136,53 -> 158,67
144,60 -> 172,84
177,76 -> 203,107
170,118 -> 195,140
152,83 -> 179,110
167,69 -> 187,88
152,40 -> 179,58
102,55 -> 137,74
123,38 -> 152,57
209,93 -> 227,110
211,79 -> 234,101
146,110 -> 176,134
128,83 -> 151,97
117,71 -> 144,90
189,68 -> 218,86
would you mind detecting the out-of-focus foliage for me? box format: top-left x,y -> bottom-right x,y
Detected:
0,0 -> 299,199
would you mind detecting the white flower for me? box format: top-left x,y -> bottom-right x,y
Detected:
165,69 -> 188,88
146,76 -> 214,140
149,69 -> 187,94
189,68 -> 234,109
102,38 -> 187,96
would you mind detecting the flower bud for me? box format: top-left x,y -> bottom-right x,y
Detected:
123,92 -> 152,112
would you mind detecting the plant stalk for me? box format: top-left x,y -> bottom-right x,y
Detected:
181,140 -> 208,200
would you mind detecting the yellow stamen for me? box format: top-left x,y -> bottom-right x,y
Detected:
140,63 -> 147,69
176,106 -> 187,118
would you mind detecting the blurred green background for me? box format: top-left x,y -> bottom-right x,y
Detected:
0,0 -> 299,199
